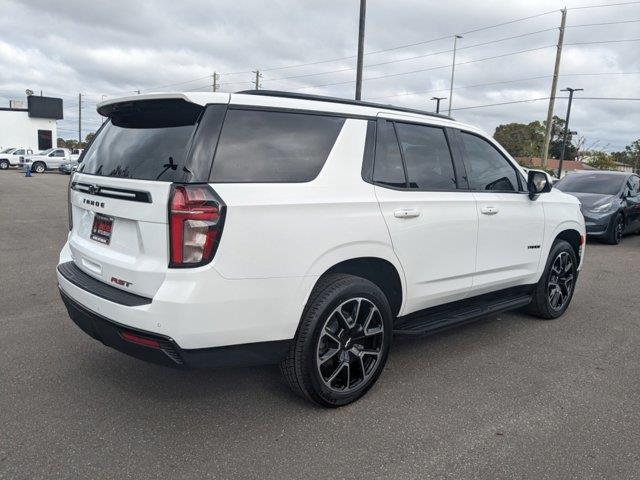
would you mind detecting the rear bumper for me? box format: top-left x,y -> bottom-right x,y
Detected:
59,288 -> 290,369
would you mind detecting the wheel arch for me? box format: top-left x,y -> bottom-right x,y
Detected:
554,228 -> 583,264
303,244 -> 406,318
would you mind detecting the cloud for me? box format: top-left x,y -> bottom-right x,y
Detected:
1,0 -> 638,150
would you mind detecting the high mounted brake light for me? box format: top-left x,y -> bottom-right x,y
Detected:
168,184 -> 225,268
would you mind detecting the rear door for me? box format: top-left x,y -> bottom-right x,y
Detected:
373,117 -> 478,313
456,130 -> 545,291
623,175 -> 640,232
68,98 -> 222,298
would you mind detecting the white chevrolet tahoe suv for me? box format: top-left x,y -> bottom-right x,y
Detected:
57,91 -> 585,407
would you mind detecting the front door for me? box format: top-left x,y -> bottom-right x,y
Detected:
373,118 -> 478,314
457,130 -> 545,292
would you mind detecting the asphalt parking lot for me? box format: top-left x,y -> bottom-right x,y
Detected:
1,171 -> 639,479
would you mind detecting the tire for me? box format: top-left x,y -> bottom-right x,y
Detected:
0,160 -> 8,170
526,239 -> 578,320
32,162 -> 46,174
605,213 -> 624,245
281,273 -> 393,407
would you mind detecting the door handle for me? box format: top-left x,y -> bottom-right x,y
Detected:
481,206 -> 499,215
394,208 -> 420,218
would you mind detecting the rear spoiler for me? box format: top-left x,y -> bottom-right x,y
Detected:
97,92 -> 230,117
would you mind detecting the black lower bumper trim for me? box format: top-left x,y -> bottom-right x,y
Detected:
57,261 -> 152,307
59,288 -> 290,369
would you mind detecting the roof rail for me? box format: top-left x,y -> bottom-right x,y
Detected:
235,90 -> 454,120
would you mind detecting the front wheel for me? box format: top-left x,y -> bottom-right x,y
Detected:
0,160 -> 8,170
605,213 -> 624,245
526,240 -> 578,320
281,274 -> 392,407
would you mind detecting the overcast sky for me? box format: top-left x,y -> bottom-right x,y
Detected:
1,0 -> 638,151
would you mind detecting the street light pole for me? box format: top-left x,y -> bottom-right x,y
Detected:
447,35 -> 462,116
431,96 -> 446,114
557,87 -> 583,178
355,0 -> 367,100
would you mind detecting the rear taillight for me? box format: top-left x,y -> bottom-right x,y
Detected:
168,184 -> 225,268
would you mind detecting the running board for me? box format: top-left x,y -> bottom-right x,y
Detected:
393,286 -> 534,337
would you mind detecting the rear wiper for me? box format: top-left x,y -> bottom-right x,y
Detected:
156,156 -> 178,180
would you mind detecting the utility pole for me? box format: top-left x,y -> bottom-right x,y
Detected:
557,87 -> 583,178
252,70 -> 262,90
212,72 -> 219,92
542,8 -> 567,166
355,0 -> 367,100
447,35 -> 463,116
431,96 -> 446,114
78,93 -> 82,144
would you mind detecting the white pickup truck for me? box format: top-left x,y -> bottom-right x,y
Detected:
22,148 -> 73,173
0,147 -> 36,169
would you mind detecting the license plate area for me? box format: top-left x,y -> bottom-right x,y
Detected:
90,213 -> 114,245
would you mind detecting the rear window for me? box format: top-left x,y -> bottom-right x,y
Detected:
79,99 -> 203,181
209,109 -> 345,183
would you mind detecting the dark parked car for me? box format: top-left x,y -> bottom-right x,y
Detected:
555,171 -> 640,244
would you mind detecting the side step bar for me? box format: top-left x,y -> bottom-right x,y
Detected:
393,286 -> 534,336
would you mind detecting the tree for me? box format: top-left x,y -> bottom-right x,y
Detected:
84,132 -> 95,145
493,116 -> 577,160
493,121 -> 545,157
588,151 -> 617,171
625,139 -> 640,173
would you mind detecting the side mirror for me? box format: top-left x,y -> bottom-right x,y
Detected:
527,170 -> 552,200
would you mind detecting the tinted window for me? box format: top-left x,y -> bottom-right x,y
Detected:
210,110 -> 345,183
461,132 -> 519,191
627,176 -> 639,195
80,99 -> 203,181
555,173 -> 627,196
373,121 -> 406,188
395,123 -> 456,190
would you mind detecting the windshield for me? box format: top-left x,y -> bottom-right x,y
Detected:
79,99 -> 202,181
1,148 -> 15,153
555,173 -> 626,196
39,148 -> 55,155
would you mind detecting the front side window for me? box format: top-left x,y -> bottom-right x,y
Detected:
14,149 -> 24,155
373,120 -> 406,188
460,132 -> 520,192
627,175 -> 639,196
210,109 -> 345,183
395,123 -> 456,190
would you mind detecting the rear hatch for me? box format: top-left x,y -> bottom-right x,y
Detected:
67,96 -> 224,298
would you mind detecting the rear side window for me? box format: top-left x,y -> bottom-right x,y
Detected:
209,110 -> 345,183
79,99 -> 203,182
460,132 -> 520,192
395,123 -> 456,190
373,120 -> 406,188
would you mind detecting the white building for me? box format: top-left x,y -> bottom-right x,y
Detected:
0,96 -> 62,151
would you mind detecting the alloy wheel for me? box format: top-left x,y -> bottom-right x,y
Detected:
547,251 -> 575,311
34,164 -> 45,173
316,297 -> 384,393
615,218 -> 623,243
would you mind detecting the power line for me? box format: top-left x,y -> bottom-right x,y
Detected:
365,75 -> 552,100
565,38 -> 640,46
451,96 -> 640,112
567,19 -> 640,28
292,45 -> 556,90
568,1 -> 640,10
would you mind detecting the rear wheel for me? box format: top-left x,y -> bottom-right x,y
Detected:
0,160 -> 8,170
32,162 -> 46,173
527,240 -> 578,320
281,274 -> 392,407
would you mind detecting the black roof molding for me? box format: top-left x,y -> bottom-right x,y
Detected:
235,90 -> 454,120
